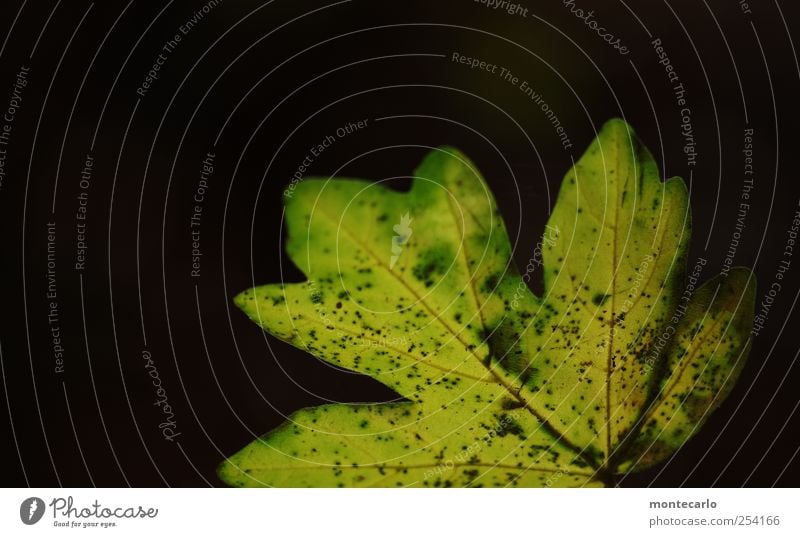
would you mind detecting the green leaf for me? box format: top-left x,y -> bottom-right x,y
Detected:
615,268 -> 755,471
221,119 -> 755,487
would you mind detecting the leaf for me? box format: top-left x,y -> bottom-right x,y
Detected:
615,268 -> 755,471
221,119 -> 755,487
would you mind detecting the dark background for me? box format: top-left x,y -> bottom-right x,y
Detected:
1,0 -> 798,487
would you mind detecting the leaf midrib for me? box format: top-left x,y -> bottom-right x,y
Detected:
245,461 -> 596,476
440,185 -> 609,472
292,311 -> 499,384
312,200 -> 603,474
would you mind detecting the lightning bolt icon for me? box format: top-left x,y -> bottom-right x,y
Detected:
28,499 -> 38,521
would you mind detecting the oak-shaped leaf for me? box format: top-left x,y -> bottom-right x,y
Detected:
220,119 -> 755,487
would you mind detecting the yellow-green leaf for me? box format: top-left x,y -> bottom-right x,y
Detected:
615,268 -> 756,471
221,119 -> 755,487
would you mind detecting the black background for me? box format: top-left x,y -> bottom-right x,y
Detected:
1,0 -> 799,487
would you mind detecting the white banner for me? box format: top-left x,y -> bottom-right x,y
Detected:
1,488 -> 798,536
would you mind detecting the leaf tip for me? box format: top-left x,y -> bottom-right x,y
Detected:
726,266 -> 757,293
233,288 -> 254,312
600,117 -> 635,139
721,266 -> 758,329
413,146 -> 472,186
217,455 -> 249,488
